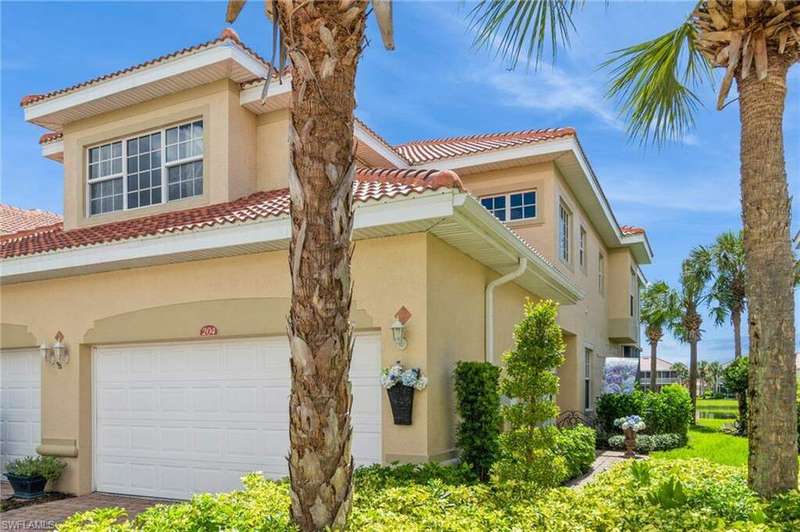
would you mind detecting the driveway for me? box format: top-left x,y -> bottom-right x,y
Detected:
1,481 -> 172,530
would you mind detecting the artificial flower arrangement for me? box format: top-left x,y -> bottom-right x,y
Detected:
381,361 -> 428,425
380,361 -> 429,391
614,415 -> 646,432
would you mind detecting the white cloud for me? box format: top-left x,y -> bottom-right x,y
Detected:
603,173 -> 740,213
486,67 -> 623,130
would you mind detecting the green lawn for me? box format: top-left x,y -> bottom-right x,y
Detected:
651,399 -> 747,466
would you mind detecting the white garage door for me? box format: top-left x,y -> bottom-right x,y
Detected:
1,348 -> 41,471
94,335 -> 382,498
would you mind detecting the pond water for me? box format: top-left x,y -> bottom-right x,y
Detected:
697,410 -> 737,419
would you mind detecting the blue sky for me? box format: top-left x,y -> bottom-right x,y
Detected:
2,1 -> 798,365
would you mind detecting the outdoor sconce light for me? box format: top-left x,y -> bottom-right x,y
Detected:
40,331 -> 69,369
392,306 -> 412,350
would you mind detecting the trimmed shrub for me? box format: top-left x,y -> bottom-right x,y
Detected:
641,384 -> 693,437
596,391 -> 645,434
5,455 -> 66,483
554,425 -> 596,479
453,361 -> 501,481
607,432 -> 684,453
57,459 -> 800,531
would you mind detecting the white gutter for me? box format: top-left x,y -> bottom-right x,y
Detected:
485,257 -> 528,365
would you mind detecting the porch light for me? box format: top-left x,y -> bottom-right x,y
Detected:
41,331 -> 69,369
391,306 -> 412,351
391,318 -> 407,350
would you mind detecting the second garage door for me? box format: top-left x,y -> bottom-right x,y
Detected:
94,335 -> 382,498
0,348 -> 41,471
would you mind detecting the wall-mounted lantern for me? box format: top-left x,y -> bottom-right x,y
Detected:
391,306 -> 412,350
40,331 -> 69,369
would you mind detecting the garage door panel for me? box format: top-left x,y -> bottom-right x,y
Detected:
1,349 -> 41,471
95,336 -> 381,498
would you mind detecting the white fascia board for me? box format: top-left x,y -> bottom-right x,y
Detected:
621,232 -> 654,265
239,77 -> 292,106
24,44 -> 268,123
453,192 -> 583,304
354,122 -> 409,168
41,140 -> 64,160
0,191 -> 456,283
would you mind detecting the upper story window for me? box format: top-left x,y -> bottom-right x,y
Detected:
480,190 -> 536,223
558,201 -> 571,263
87,119 -> 204,216
598,252 -> 606,294
579,226 -> 587,272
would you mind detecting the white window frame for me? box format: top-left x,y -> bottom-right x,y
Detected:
85,118 -> 204,217
584,348 -> 593,411
579,225 -> 587,272
480,189 -> 537,223
558,201 -> 572,264
86,140 -> 124,216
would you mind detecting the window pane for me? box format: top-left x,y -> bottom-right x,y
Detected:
112,142 -> 122,158
168,166 -> 179,183
127,174 -> 138,190
193,120 -> 203,137
191,139 -> 203,157
140,190 -> 150,206
179,142 -> 189,160
166,145 -> 178,162
90,199 -> 100,215
89,164 -> 99,180
139,135 -> 150,152
179,123 -> 191,142
112,158 -> 122,175
524,206 -> 535,218
495,196 -> 506,208
139,154 -> 150,171
89,147 -> 99,164
127,139 -> 138,156
100,144 -> 111,160
167,161 -> 203,201
169,184 -> 180,199
510,207 -> 523,220
139,171 -> 150,189
510,193 -> 522,207
151,132 -> 161,148
128,193 -> 138,209
128,156 -> 138,173
524,191 -> 535,204
151,168 -> 161,186
166,127 -> 178,145
496,209 -> 506,221
151,148 -> 161,167
481,198 -> 493,209
114,195 -> 123,211
152,187 -> 162,204
100,160 -> 110,177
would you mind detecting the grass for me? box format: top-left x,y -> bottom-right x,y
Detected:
651,399 -> 747,467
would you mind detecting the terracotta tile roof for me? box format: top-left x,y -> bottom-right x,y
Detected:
0,168 -> 462,259
0,204 -> 62,235
20,28 -> 270,108
39,132 -> 63,145
394,128 -> 576,164
620,225 -> 645,235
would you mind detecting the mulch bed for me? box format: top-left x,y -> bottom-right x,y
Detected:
0,492 -> 73,512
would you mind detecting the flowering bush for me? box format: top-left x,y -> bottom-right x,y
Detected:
614,415 -> 646,432
380,361 -> 428,390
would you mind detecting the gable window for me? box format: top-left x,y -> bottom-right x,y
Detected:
579,226 -> 587,272
86,119 -> 204,216
481,190 -> 536,222
558,201 -> 571,263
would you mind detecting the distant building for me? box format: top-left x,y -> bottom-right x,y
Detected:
639,357 -> 680,391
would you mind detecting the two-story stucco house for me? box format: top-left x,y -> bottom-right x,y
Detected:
0,29 -> 652,498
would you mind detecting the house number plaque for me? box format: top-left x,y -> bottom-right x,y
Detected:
200,325 -> 218,337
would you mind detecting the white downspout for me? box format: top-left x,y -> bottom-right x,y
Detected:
485,257 -> 528,365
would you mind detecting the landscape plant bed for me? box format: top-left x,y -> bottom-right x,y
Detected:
0,491 -> 73,512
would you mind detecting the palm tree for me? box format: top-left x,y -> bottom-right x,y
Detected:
707,360 -> 723,395
672,361 -> 689,386
469,0 -> 799,496
708,231 -> 747,359
640,281 -> 681,390
674,247 -> 712,418
698,359 -> 710,396
225,1 -> 394,529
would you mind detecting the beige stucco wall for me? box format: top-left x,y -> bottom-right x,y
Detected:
461,161 -> 640,412
0,233 -> 437,494
60,80 -> 259,231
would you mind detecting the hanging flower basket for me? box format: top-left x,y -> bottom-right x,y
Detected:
381,361 -> 428,426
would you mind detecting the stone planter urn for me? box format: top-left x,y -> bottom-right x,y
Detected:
623,428 -> 637,458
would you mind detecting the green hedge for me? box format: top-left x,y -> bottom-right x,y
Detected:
453,361 -> 501,481
607,433 -> 685,453
596,385 -> 692,439
57,459 -> 800,531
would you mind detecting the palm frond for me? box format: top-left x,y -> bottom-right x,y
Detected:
469,0 -> 582,70
601,20 -> 712,145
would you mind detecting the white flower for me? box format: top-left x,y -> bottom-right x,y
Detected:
413,375 -> 428,391
380,362 -> 428,391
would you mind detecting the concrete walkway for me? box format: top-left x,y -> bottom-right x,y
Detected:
567,450 -> 643,487
1,481 -> 172,530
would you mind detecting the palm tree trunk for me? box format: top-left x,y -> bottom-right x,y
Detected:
650,341 -> 658,391
732,308 -> 742,360
277,2 -> 368,529
689,340 -> 697,422
737,53 -> 797,497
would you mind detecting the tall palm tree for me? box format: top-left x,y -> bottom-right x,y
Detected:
707,360 -> 723,394
640,281 -> 681,390
674,247 -> 712,418
470,0 -> 799,496
225,1 -> 394,529
698,359 -> 710,396
708,231 -> 747,359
